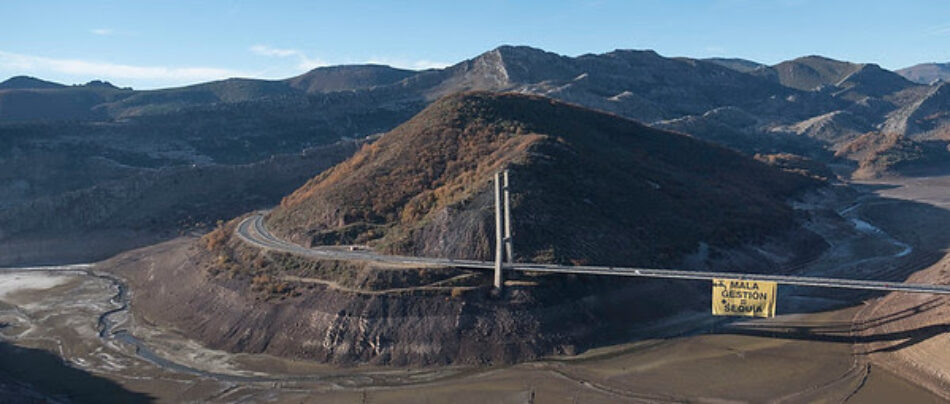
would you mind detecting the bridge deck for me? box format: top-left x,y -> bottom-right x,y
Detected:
238,214 -> 950,295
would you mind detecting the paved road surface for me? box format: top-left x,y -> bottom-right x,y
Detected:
236,213 -> 950,295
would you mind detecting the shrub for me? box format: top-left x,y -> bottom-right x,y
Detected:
251,273 -> 271,290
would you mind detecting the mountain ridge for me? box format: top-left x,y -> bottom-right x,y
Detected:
897,62 -> 950,84
0,76 -> 67,90
286,64 -> 418,93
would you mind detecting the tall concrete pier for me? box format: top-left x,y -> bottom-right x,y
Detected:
494,171 -> 504,289
503,170 -> 513,265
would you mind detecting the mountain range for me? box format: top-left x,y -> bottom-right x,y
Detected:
3,45 -> 950,264
4,46 -> 947,154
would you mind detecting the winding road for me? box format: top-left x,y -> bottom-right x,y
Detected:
237,213 -> 950,295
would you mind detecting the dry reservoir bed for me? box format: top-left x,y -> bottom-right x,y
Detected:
0,267 -> 943,403
1,175 -> 950,402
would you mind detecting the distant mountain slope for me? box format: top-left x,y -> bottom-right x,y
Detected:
0,67 -> 416,121
834,64 -> 916,99
0,83 -> 131,121
703,57 -> 767,73
897,63 -> 950,84
835,132 -> 950,179
0,49 -> 924,130
883,82 -> 950,138
267,92 -> 818,266
528,46 -> 806,120
286,64 -> 418,93
0,87 -> 423,265
0,76 -> 66,90
763,55 -> 865,91
757,56 -> 915,97
0,45 -> 818,124
95,78 -> 303,118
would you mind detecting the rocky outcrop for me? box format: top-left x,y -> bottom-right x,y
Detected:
786,110 -> 872,146
884,82 -> 950,138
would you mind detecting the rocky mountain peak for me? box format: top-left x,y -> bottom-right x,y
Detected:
478,45 -> 574,84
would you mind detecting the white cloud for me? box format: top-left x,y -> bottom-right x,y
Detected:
250,44 -> 327,71
250,44 -> 448,72
249,44 -> 299,58
364,57 -> 450,70
0,50 -> 247,83
90,28 -> 113,36
296,57 -> 326,71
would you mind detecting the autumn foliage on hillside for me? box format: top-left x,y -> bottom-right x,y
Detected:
836,132 -> 950,178
267,92 -> 820,267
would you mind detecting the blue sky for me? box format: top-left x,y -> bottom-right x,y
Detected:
1,0 -> 948,89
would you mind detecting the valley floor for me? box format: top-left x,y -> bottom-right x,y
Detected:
2,175 -> 950,402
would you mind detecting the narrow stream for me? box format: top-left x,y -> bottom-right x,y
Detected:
2,266 -> 335,384
838,198 -> 914,259
0,264 -> 470,388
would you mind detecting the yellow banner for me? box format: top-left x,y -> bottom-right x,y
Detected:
712,278 -> 777,318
